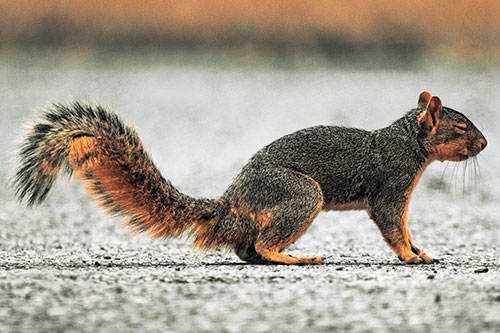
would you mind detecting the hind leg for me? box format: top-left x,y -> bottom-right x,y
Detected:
236,241 -> 322,265
255,243 -> 323,265
235,244 -> 269,264
251,171 -> 324,265
254,205 -> 323,265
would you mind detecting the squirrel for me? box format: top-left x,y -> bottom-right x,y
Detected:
13,91 -> 487,265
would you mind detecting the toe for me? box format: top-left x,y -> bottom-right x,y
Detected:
406,256 -> 423,264
417,252 -> 436,264
312,256 -> 323,265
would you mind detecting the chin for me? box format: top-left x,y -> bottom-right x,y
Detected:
438,155 -> 468,162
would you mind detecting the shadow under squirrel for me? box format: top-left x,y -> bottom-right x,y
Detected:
13,92 -> 487,265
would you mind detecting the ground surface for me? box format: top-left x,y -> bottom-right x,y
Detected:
0,53 -> 499,332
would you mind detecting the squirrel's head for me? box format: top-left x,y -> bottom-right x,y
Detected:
416,91 -> 487,162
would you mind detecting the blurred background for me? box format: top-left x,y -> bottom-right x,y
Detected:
1,0 -> 500,63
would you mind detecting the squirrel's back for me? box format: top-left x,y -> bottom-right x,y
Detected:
229,125 -> 373,204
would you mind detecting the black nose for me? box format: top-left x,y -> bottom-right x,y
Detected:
480,138 -> 487,150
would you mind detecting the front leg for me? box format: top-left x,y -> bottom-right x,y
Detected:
369,197 -> 437,264
383,226 -> 428,264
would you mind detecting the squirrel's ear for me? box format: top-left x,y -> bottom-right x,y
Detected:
418,96 -> 442,135
417,91 -> 432,108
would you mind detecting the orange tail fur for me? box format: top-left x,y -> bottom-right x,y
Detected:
13,102 -> 226,249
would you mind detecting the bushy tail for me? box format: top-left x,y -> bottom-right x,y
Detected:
13,102 -> 227,249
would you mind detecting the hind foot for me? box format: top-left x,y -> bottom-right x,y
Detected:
255,243 -> 323,265
263,252 -> 323,265
236,245 -> 322,265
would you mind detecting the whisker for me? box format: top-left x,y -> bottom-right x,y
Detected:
462,159 -> 468,196
468,158 -> 473,193
474,156 -> 481,176
451,161 -> 461,195
475,158 -> 481,186
468,159 -> 473,193
468,158 -> 474,194
474,157 -> 479,191
439,161 -> 451,193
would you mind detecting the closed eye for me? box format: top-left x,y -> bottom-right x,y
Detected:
453,124 -> 467,132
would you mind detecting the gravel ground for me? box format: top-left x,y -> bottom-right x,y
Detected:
0,53 -> 499,332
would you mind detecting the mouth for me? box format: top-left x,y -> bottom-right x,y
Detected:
459,153 -> 469,160
466,147 -> 483,158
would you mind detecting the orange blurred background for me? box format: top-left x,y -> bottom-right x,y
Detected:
1,0 -> 499,62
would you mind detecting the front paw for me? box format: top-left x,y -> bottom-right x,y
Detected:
400,252 -> 438,264
417,251 -> 439,264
